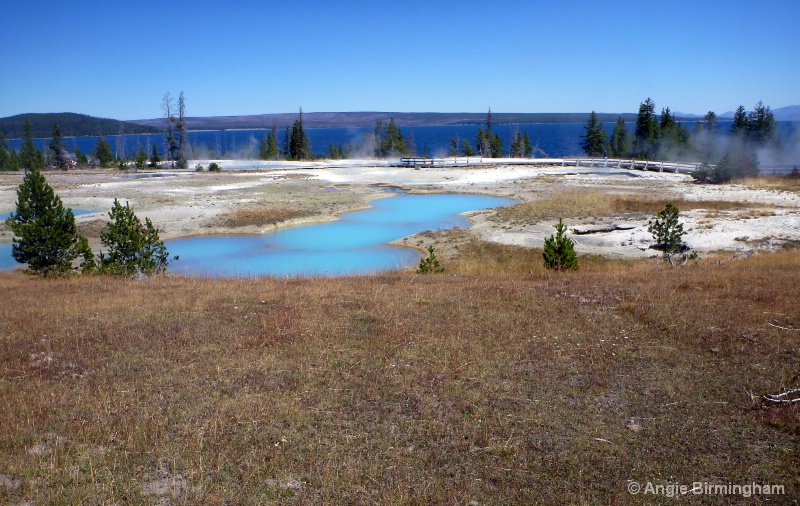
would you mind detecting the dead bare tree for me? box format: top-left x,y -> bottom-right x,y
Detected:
176,91 -> 189,168
162,92 -> 177,166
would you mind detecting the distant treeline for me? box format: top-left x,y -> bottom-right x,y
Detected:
130,112 -> 650,131
0,113 -> 160,139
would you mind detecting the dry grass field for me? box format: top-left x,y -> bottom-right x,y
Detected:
1,248 -> 799,504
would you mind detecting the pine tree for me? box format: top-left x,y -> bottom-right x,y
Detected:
98,199 -> 175,276
94,137 -> 114,167
0,132 -> 9,171
543,218 -> 578,271
4,169 -> 94,276
747,100 -> 776,147
580,111 -> 608,157
176,91 -> 189,168
135,144 -> 148,170
266,126 -> 279,160
609,117 -> 629,158
448,136 -> 459,157
417,245 -> 444,273
523,131 -> 533,157
380,118 -> 407,156
282,126 -> 291,159
260,133 -> 270,160
460,138 -> 476,156
648,203 -> 693,266
731,105 -> 748,135
633,98 -> 660,160
149,141 -> 162,167
48,122 -> 67,168
20,117 -> 45,170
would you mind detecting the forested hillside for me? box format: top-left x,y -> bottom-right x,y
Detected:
0,113 -> 160,139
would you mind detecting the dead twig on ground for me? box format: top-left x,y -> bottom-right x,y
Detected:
763,388 -> 800,404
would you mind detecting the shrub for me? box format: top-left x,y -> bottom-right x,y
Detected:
648,203 -> 694,266
97,199 -> 176,276
4,169 -> 94,276
208,162 -> 221,172
543,218 -> 578,271
417,245 -> 444,273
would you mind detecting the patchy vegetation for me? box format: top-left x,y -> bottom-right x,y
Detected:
493,189 -> 750,226
222,207 -> 306,228
1,250 -> 799,503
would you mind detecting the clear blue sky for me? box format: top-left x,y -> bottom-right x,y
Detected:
1,0 -> 797,120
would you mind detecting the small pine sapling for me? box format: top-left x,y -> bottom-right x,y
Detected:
543,218 -> 578,271
648,203 -> 695,266
417,245 -> 444,273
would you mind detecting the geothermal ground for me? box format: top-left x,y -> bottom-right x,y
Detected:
1,159 -> 799,265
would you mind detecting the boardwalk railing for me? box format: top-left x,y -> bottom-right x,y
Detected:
393,156 -> 707,174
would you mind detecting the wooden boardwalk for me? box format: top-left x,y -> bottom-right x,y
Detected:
392,157 -> 706,174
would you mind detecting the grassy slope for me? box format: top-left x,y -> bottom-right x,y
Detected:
1,251 -> 799,504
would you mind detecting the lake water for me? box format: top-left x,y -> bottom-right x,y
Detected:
8,121 -> 798,171
167,192 -> 515,277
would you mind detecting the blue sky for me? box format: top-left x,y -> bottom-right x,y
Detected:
1,0 -> 797,120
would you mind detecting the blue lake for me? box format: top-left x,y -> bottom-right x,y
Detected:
167,193 -> 515,277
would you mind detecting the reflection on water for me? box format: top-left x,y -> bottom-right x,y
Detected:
168,193 -> 515,277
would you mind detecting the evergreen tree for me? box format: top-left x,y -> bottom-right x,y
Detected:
265,121 -> 279,159
489,132 -> 504,158
633,98 -> 660,160
417,245 -> 444,273
135,144 -> 148,170
460,138 -> 476,156
4,169 -> 94,276
475,128 -> 489,157
658,107 -> 690,159
20,117 -> 45,170
289,108 -> 312,160
746,100 -> 776,147
648,203 -> 693,266
448,136 -> 459,157
282,126 -> 291,159
260,133 -> 269,160
0,132 -> 8,171
731,105 -> 748,135
580,111 -> 608,157
94,137 -> 114,167
98,199 -> 175,276
7,149 -> 21,171
149,141 -> 162,167
523,131 -> 533,157
74,146 -> 88,165
175,91 -> 189,168
510,130 -> 532,158
380,118 -> 407,156
543,218 -> 578,271
48,122 -> 67,168
703,111 -> 718,132
609,117 -> 629,158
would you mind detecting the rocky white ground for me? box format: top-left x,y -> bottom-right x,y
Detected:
1,160 -> 798,260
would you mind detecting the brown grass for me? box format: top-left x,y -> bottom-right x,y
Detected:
495,189 -> 763,225
734,174 -> 800,192
1,251 -> 799,504
223,207 -> 306,228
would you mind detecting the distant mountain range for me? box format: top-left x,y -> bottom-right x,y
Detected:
128,112 -> 647,131
719,105 -> 800,121
0,113 -> 160,139
2,107 -> 797,139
